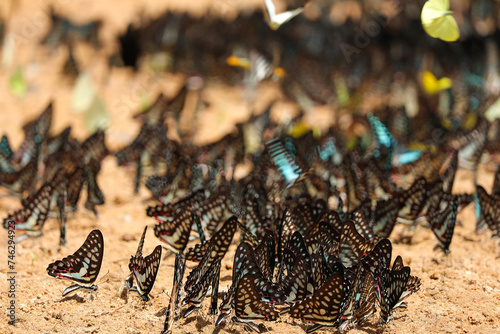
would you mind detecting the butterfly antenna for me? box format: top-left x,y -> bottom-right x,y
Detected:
96,270 -> 111,285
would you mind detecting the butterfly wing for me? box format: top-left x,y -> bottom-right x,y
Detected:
289,272 -> 344,324
235,273 -> 279,321
129,245 -> 162,300
47,229 -> 104,286
421,0 -> 460,42
154,208 -> 193,253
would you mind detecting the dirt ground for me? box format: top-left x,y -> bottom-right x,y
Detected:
1,1 -> 500,334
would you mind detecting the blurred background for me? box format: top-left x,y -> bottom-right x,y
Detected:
0,0 -> 500,152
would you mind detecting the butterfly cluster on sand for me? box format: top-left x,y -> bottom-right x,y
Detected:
1,105 -> 108,245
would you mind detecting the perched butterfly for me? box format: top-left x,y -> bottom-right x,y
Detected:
367,114 -> 395,171
46,229 -> 104,296
266,138 -> 304,188
475,185 -> 500,237
127,227 -> 162,301
162,253 -> 186,334
289,272 -> 344,325
421,71 -> 453,94
154,208 -> 194,253
429,197 -> 458,253
232,273 -> 279,332
338,221 -> 373,268
182,260 -> 221,318
125,226 -> 148,289
280,253 -> 309,304
147,189 -> 205,223
390,256 -> 422,306
185,215 -> 238,262
254,230 -> 276,282
339,270 -> 377,331
372,196 -> 402,238
421,0 -> 460,42
377,265 -> 411,323
3,171 -> 66,241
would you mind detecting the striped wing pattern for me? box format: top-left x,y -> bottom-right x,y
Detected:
46,229 -> 104,287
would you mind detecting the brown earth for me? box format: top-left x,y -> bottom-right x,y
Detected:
1,1 -> 500,334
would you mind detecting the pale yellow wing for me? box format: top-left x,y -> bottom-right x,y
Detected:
421,0 -> 460,42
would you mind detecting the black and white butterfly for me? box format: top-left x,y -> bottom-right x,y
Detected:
127,227 -> 162,301
232,273 -> 280,333
46,229 -> 104,296
476,185 -> 500,238
162,253 -> 186,334
429,197 -> 458,253
154,208 -> 194,253
376,256 -> 411,323
288,272 -> 344,328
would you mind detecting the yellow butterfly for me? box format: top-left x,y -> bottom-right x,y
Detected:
421,0 -> 460,42
422,70 -> 452,94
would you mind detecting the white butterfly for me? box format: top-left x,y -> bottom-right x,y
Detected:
264,0 -> 304,30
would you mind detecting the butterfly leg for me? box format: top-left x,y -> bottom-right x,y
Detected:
134,154 -> 143,194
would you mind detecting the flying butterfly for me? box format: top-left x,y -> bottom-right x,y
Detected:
46,229 -> 104,296
421,0 -> 460,42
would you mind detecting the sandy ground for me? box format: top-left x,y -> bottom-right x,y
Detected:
0,1 -> 500,334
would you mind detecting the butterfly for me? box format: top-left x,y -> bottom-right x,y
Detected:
339,269 -> 377,331
475,185 -> 500,238
358,238 -> 393,283
3,171 -> 66,241
154,208 -> 194,253
46,229 -> 104,296
266,138 -> 304,188
367,114 -> 395,171
125,226 -> 147,289
254,230 -> 276,282
372,196 -> 402,238
127,227 -> 162,301
429,197 -> 458,253
84,163 -> 105,217
338,221 -> 373,268
147,189 -> 205,223
264,0 -> 304,30
182,260 -> 221,318
289,272 -> 344,326
421,71 -> 453,94
232,273 -> 279,333
280,253 -> 309,304
185,215 -> 238,262
0,147 -> 39,196
376,262 -> 411,323
397,177 -> 427,221
421,0 -> 460,42
391,256 -> 422,306
162,253 -> 186,334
